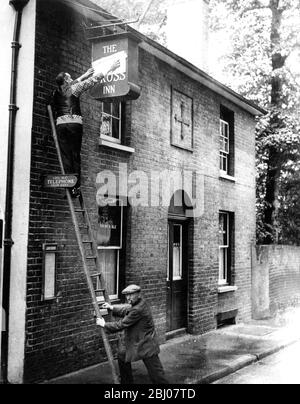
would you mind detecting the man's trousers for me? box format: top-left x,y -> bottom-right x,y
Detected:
56,123 -> 83,188
118,352 -> 168,384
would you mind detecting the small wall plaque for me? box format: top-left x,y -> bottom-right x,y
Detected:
44,174 -> 78,188
171,88 -> 194,151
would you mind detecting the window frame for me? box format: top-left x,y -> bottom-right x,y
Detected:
220,119 -> 230,175
219,211 -> 230,286
97,202 -> 124,301
96,250 -> 120,301
100,102 -> 122,145
220,105 -> 235,177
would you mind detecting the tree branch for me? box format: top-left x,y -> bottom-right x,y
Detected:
239,5 -> 271,17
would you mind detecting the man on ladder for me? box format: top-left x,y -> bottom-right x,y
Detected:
49,60 -> 120,198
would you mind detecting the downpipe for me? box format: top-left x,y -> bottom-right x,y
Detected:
1,0 -> 30,384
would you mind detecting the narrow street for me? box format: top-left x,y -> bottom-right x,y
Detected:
214,340 -> 300,384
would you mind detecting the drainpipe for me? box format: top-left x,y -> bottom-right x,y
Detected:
1,0 -> 30,383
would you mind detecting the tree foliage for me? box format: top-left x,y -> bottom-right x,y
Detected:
209,0 -> 300,245
91,0 -> 168,43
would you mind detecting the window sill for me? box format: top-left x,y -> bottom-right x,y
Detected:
219,172 -> 236,182
218,285 -> 238,294
99,139 -> 135,153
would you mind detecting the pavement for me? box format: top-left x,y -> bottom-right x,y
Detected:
45,307 -> 300,385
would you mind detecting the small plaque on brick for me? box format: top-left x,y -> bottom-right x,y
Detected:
44,174 -> 78,188
171,88 -> 194,151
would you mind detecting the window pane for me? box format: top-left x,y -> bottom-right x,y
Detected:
173,225 -> 182,280
223,214 -> 228,245
103,103 -> 111,114
220,120 -> 229,153
111,102 -> 120,119
111,116 -> 120,140
219,213 -> 228,246
219,247 -> 227,284
96,205 -> 122,248
100,102 -> 121,141
100,114 -> 111,137
98,249 -> 118,297
220,153 -> 228,172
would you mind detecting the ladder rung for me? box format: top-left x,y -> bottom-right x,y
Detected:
91,273 -> 102,278
86,256 -> 97,260
75,208 -> 85,213
95,288 -> 105,293
83,240 -> 93,244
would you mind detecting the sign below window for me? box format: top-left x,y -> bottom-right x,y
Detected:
89,32 -> 141,102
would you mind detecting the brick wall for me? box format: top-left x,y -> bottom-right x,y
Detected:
25,0 -> 256,382
252,245 -> 300,318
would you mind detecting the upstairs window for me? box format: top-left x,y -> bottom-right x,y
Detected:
220,106 -> 235,177
220,119 -> 229,173
100,102 -> 123,144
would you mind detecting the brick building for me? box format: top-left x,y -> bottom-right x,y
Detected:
0,0 -> 265,383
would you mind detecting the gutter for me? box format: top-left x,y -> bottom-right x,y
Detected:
1,0 -> 30,383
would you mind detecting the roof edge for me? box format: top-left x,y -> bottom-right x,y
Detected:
128,26 -> 267,117
64,0 -> 267,117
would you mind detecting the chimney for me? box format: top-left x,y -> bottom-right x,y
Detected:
166,0 -> 209,72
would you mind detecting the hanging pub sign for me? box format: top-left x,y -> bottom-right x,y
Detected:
89,32 -> 141,102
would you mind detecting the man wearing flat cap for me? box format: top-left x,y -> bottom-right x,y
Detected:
96,285 -> 168,384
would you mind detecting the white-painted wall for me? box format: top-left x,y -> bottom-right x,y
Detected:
0,0 -> 15,382
166,0 -> 209,72
0,0 -> 36,384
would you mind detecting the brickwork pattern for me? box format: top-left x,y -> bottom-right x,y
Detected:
255,245 -> 300,313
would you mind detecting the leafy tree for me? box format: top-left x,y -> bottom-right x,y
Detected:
209,0 -> 300,244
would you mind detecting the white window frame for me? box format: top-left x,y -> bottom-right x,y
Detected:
219,212 -> 229,286
220,119 -> 230,175
100,102 -> 122,144
97,204 -> 123,301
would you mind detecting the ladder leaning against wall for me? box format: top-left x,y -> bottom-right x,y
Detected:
47,105 -> 119,384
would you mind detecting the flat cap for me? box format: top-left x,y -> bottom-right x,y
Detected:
121,284 -> 141,295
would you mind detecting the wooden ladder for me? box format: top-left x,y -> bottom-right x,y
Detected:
47,105 -> 119,384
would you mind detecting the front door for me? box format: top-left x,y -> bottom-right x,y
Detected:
167,221 -> 188,332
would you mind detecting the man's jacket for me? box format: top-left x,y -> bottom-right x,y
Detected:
51,89 -> 82,119
105,298 -> 160,363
